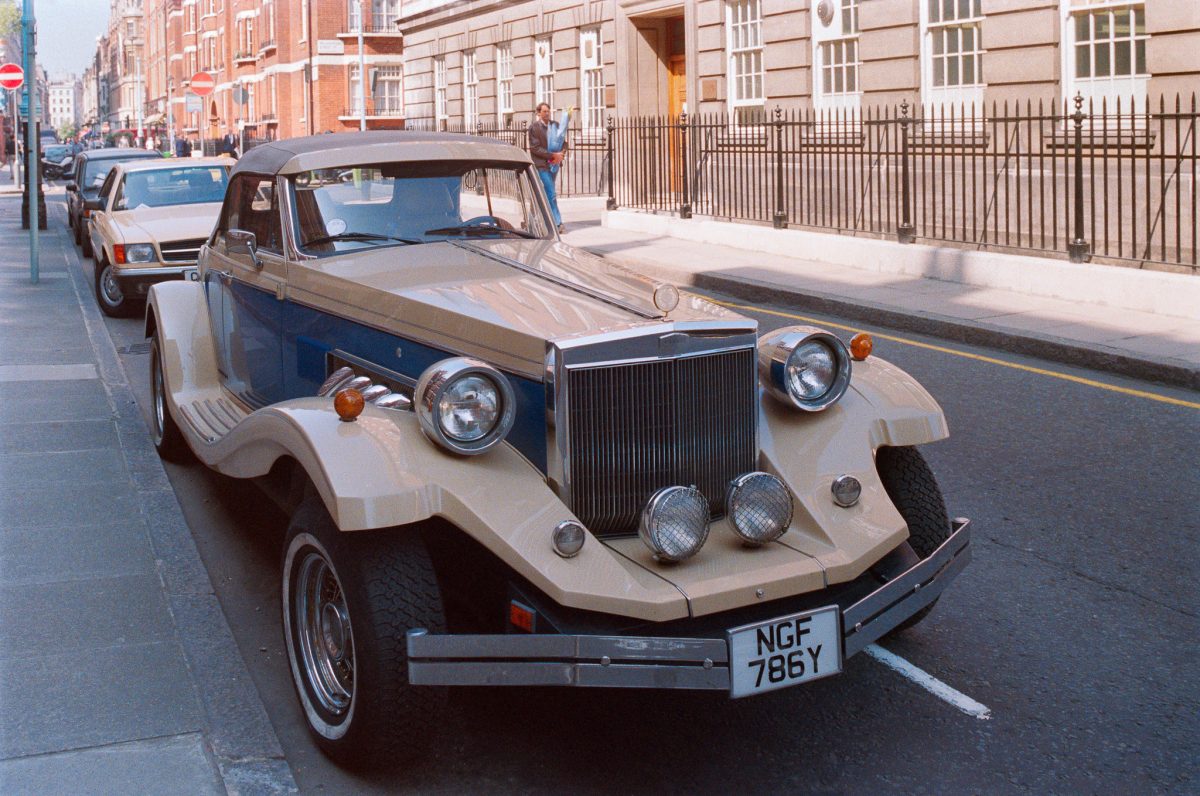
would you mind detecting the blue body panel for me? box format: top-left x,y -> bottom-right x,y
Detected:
250,292 -> 550,471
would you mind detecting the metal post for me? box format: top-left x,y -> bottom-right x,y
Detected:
772,105 -> 786,229
605,115 -> 616,210
357,0 -> 366,131
22,0 -> 38,281
135,54 -> 143,145
678,111 -> 691,219
1067,92 -> 1090,263
898,100 -> 915,244
9,89 -> 18,185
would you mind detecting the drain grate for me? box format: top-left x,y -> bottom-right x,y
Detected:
118,342 -> 152,355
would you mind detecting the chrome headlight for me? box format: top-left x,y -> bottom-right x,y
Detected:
639,486 -> 710,563
125,243 -> 156,263
758,326 -> 852,411
415,357 -> 515,455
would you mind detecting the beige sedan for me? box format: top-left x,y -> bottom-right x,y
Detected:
87,157 -> 230,317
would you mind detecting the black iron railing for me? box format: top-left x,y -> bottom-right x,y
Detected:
405,119 -> 610,199
604,95 -> 1197,269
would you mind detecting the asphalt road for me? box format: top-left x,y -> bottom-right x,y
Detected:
70,199 -> 1199,793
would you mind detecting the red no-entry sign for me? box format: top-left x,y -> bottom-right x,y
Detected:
190,71 -> 215,97
0,63 -> 24,91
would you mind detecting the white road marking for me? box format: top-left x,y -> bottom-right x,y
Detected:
865,643 -> 993,720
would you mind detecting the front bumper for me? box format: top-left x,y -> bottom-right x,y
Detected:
113,264 -> 198,298
407,518 -> 971,693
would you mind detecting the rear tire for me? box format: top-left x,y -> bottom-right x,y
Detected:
73,216 -> 82,245
282,496 -> 448,767
149,334 -> 194,463
82,227 -> 93,258
876,445 -> 952,633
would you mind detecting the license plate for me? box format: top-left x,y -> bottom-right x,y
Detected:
182,267 -> 200,282
727,606 -> 842,698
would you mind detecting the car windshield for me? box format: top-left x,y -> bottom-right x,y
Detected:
116,166 -> 229,210
82,154 -> 158,188
44,145 -> 71,160
290,160 -> 553,256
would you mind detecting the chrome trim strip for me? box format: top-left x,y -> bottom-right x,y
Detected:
401,519 -> 972,691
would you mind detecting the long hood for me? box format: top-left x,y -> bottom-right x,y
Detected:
113,204 -> 221,244
285,239 -> 751,378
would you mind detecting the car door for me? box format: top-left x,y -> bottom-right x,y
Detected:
206,173 -> 287,408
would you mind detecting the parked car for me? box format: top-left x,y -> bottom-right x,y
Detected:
65,148 -> 163,257
145,131 -> 971,765
87,157 -> 230,317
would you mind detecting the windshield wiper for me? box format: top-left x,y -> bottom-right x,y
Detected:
423,225 -> 539,239
303,231 -> 423,247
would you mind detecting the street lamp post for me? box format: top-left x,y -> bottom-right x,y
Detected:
21,0 -> 39,282
135,53 -> 143,145
357,0 -> 366,131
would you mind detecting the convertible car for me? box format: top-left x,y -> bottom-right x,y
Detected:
145,131 -> 970,765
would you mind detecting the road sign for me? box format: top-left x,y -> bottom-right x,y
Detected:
0,62 -> 24,91
190,71 -> 215,97
185,94 -> 202,113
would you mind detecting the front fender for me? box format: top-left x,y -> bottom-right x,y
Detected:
760,355 -> 948,586
211,401 -> 688,621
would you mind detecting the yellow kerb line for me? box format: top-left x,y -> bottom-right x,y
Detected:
709,299 -> 1200,411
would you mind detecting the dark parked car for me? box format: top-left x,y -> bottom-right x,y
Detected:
41,144 -> 75,180
65,148 -> 162,257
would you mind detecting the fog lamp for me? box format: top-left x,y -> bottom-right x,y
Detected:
726,472 -> 793,546
639,486 -> 710,563
831,475 -> 862,508
552,520 -> 586,558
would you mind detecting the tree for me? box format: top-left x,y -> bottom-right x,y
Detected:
57,121 -> 77,141
0,2 -> 19,39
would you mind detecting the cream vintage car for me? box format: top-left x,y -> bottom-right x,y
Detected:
145,132 -> 971,765
87,157 -> 231,317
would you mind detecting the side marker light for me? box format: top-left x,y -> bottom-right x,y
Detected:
334,388 -> 365,422
850,332 -> 874,361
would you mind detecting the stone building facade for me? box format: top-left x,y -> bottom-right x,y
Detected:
400,0 -> 1200,129
47,78 -> 82,132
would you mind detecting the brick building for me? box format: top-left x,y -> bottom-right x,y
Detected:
135,0 -> 405,146
399,0 -> 1200,128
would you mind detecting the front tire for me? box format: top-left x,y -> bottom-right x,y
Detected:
94,258 -> 136,318
282,496 -> 447,766
149,334 -> 194,463
876,445 -> 952,632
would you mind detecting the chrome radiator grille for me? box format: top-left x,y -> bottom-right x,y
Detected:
564,348 -> 757,534
160,238 -> 207,263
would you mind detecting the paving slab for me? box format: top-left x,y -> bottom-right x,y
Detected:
0,733 -> 222,796
0,419 -> 120,455
0,521 -> 156,586
0,480 -> 139,531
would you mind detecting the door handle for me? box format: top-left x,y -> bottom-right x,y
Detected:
216,270 -> 232,285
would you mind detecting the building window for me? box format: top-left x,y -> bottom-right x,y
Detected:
376,66 -> 402,114
463,50 -> 478,128
350,64 -> 365,114
923,0 -> 984,108
300,0 -> 309,42
434,56 -> 448,129
813,0 -> 860,110
580,27 -> 604,131
726,0 -> 764,122
496,43 -> 513,126
1065,1 -> 1148,109
535,36 -> 554,110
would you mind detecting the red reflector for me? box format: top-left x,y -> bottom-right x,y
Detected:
509,601 -> 535,633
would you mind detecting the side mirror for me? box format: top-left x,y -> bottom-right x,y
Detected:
226,228 -> 261,269
83,197 -> 103,212
65,182 -> 77,192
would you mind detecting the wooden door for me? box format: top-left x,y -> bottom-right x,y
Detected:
668,54 -> 686,193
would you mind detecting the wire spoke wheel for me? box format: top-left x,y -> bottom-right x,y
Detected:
294,551 -> 355,716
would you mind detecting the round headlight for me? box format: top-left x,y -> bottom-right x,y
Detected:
552,520 -> 587,558
726,472 -> 793,546
639,486 -> 710,563
416,358 -> 516,455
758,326 -> 852,411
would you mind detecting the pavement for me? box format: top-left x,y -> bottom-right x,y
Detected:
0,170 -> 296,793
558,198 -> 1200,391
0,168 -> 1193,793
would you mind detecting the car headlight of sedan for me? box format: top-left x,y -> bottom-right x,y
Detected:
415,357 -> 516,455
758,326 -> 852,411
123,243 -> 156,264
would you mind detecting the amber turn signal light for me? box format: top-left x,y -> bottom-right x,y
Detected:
850,332 -> 874,361
334,388 -> 365,422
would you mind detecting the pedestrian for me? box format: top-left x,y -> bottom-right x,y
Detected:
528,102 -> 564,234
219,128 -> 239,159
174,135 -> 192,159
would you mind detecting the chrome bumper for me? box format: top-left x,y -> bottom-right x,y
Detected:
407,518 -> 971,693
